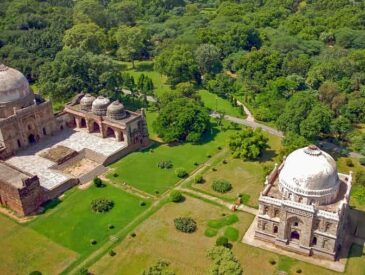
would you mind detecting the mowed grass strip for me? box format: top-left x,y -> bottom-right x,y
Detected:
0,214 -> 78,274
29,184 -> 150,255
108,124 -> 236,195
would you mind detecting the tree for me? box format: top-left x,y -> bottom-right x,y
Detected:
73,0 -> 107,28
142,260 -> 175,275
153,97 -> 210,143
63,23 -> 107,54
114,26 -> 146,68
207,246 -> 243,275
195,44 -> 222,75
108,1 -> 140,27
169,190 -> 184,202
207,74 -> 236,98
155,45 -> 200,86
229,128 -> 269,160
299,104 -> 333,139
331,116 -> 352,140
281,132 -> 310,156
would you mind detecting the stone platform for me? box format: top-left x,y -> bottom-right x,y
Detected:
6,128 -> 127,191
242,216 -> 349,272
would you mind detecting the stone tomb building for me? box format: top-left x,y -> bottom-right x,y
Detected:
0,64 -> 149,216
255,145 -> 352,261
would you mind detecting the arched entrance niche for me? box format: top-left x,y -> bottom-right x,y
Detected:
80,118 -> 87,128
106,127 -> 115,139
91,122 -> 100,133
290,231 -> 300,241
28,134 -> 36,145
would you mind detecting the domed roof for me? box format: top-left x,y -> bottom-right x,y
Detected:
0,64 -> 31,104
92,96 -> 110,116
279,145 -> 339,195
80,93 -> 95,111
107,100 -> 126,120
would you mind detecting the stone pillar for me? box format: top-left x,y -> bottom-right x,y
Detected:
123,130 -> 129,145
75,117 -> 81,128
115,130 -> 122,142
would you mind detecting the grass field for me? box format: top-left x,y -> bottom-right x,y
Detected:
107,121 -> 238,195
199,89 -> 245,118
89,195 -> 365,275
29,184 -> 150,255
0,214 -> 78,274
191,132 -> 282,207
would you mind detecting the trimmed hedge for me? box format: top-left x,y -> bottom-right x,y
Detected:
174,217 -> 197,233
212,179 -> 232,193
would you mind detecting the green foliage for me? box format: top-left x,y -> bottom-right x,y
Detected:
142,260 -> 175,275
359,159 -> 365,167
195,44 -> 222,75
194,175 -> 204,184
207,214 -> 239,229
212,180 -> 232,193
93,177 -> 104,188
29,272 -> 42,275
77,268 -> 89,275
215,236 -> 229,247
174,217 -> 197,233
158,160 -> 173,169
281,132 -> 309,156
175,168 -> 187,178
229,128 -> 269,160
224,227 -> 239,242
169,190 -> 184,203
205,228 -> 218,237
207,246 -> 243,275
90,199 -> 114,213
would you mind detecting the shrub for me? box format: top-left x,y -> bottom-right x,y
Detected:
269,259 -> 276,265
175,168 -> 188,178
207,154 -> 212,158
217,146 -> 222,150
204,228 -> 218,237
113,173 -> 118,177
158,160 -> 173,169
29,272 -> 42,275
93,177 -> 104,188
130,232 -> 136,237
212,167 -> 217,171
169,190 -> 184,202
140,201 -> 146,206
216,236 -> 229,247
346,159 -> 354,167
360,158 -> 365,166
224,226 -> 239,241
222,159 -> 228,164
78,268 -> 89,275
296,269 -> 302,273
108,224 -> 114,229
174,217 -> 197,233
90,239 -> 97,245
195,175 -> 204,184
212,179 -> 232,193
109,250 -> 116,256
194,162 -> 199,166
90,199 -> 114,213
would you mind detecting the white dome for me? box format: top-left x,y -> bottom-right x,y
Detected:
279,145 -> 340,204
0,64 -> 31,104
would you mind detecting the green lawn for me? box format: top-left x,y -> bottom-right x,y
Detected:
0,214 -> 77,274
199,89 -> 245,118
29,184 -> 150,255
108,122 -> 237,195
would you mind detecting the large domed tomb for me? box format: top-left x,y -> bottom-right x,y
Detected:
0,64 -> 35,117
278,145 -> 340,205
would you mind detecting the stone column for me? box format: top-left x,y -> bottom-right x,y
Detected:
75,117 -> 81,128
115,130 -> 122,142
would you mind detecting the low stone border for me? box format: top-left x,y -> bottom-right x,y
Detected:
242,216 -> 349,273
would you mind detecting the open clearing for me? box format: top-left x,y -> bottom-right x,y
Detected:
0,214 -> 78,274
29,184 -> 150,255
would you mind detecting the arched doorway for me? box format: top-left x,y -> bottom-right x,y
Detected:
273,225 -> 278,234
28,134 -> 36,145
290,231 -> 300,241
312,236 -> 317,246
80,118 -> 87,128
106,127 -> 115,139
91,122 -> 100,133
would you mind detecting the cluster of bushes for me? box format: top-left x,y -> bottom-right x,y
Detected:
174,217 -> 197,233
212,180 -> 232,193
90,199 -> 114,213
169,190 -> 184,203
175,167 -> 188,178
158,160 -> 173,169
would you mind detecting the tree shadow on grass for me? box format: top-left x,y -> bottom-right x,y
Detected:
39,198 -> 62,215
259,149 -> 278,162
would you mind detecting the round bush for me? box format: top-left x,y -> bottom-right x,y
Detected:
216,236 -> 229,247
90,199 -> 114,213
113,173 -> 118,177
108,224 -> 114,229
90,239 -> 97,245
269,259 -> 276,265
169,190 -> 184,202
174,217 -> 197,233
93,177 -> 104,188
345,159 -> 354,167
360,158 -> 365,166
195,175 -> 204,184
109,250 -> 116,256
212,180 -> 232,193
158,160 -> 173,169
296,269 -> 302,274
175,168 -> 188,178
130,232 -> 136,237
29,272 -> 42,275
140,201 -> 146,206
78,268 -> 89,275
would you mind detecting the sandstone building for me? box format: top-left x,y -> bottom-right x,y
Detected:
0,64 -> 149,216
255,145 -> 352,260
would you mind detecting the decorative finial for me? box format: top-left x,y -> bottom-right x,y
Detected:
304,144 -> 321,156
0,64 -> 9,72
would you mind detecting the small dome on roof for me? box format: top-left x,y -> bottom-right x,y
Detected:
92,96 -> 110,116
107,100 -> 127,120
80,93 -> 95,111
0,64 -> 32,104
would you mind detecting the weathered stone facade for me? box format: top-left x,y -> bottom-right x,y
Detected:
255,145 -> 352,260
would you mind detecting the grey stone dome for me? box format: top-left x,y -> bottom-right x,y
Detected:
91,96 -> 110,116
107,100 -> 127,120
0,64 -> 31,104
80,93 -> 95,111
279,145 -> 340,205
